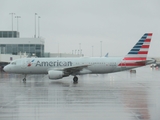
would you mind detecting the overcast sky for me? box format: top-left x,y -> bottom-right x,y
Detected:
0,0 -> 160,57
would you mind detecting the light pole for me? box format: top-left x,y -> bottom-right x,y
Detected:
15,16 -> 21,32
92,46 -> 93,57
79,43 -> 81,56
9,13 -> 15,37
34,13 -> 37,38
100,41 -> 102,57
80,49 -> 82,56
58,43 -> 59,55
38,16 -> 40,38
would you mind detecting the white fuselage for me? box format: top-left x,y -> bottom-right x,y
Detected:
4,57 -> 138,75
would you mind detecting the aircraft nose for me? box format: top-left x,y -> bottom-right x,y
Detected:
3,65 -> 9,72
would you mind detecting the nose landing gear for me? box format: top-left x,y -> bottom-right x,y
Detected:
73,76 -> 78,83
23,78 -> 26,82
23,74 -> 27,82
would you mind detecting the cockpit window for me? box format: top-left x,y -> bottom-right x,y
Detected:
11,62 -> 16,65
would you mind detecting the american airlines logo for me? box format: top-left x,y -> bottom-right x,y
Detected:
28,60 -> 35,67
35,60 -> 72,67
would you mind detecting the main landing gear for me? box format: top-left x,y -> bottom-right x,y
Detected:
73,76 -> 78,83
23,78 -> 26,82
23,74 -> 27,82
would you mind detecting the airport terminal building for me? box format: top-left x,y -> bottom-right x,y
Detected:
0,38 -> 44,57
0,31 -> 44,68
0,31 -> 44,57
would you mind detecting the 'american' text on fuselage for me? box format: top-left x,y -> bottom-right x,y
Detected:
35,60 -> 72,67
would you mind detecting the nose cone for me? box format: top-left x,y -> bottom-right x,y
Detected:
3,66 -> 6,72
3,65 -> 9,72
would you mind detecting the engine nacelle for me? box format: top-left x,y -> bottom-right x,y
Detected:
48,70 -> 64,80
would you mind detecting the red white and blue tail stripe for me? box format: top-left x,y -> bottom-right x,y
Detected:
118,33 -> 152,67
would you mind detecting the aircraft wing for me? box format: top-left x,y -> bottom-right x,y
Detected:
51,64 -> 90,74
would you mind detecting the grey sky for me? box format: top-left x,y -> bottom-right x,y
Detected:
0,0 -> 160,57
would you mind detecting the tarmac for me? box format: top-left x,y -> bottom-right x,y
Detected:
0,66 -> 160,120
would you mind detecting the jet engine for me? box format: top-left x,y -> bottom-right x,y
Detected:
48,70 -> 64,80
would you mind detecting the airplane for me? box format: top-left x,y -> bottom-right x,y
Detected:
3,33 -> 155,83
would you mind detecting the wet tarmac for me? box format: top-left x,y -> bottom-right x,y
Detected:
0,66 -> 160,120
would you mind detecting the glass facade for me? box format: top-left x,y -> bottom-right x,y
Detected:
0,44 -> 44,57
0,31 -> 19,38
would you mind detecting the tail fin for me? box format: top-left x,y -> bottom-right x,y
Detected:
119,33 -> 152,66
105,53 -> 109,57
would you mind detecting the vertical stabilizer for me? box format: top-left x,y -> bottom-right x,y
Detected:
119,33 -> 152,67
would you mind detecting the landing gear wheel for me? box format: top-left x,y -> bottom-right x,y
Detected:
23,74 -> 27,82
73,76 -> 78,83
23,78 -> 26,82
